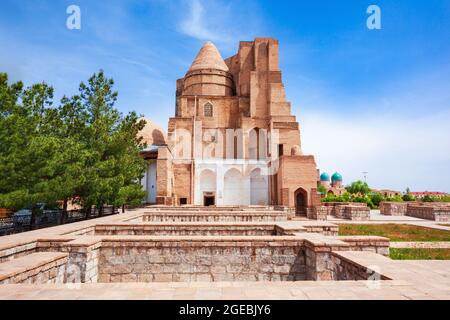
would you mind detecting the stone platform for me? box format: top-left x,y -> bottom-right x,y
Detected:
0,206 -> 449,300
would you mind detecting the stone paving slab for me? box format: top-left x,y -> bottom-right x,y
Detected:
0,279 -> 448,300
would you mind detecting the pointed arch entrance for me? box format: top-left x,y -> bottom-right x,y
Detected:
294,188 -> 308,216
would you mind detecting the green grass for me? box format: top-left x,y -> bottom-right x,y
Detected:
338,224 -> 450,242
390,248 -> 450,260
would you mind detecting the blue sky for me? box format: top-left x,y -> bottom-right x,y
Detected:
1,0 -> 449,192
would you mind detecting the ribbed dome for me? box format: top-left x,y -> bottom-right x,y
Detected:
320,172 -> 330,181
331,172 -> 343,182
188,41 -> 229,72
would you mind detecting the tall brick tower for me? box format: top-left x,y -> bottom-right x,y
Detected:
152,38 -> 320,214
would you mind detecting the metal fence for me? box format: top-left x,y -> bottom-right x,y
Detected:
0,206 -> 119,236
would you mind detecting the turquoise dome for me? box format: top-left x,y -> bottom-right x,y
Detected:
320,172 -> 330,181
331,172 -> 343,181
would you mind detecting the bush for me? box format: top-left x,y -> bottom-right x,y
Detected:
422,195 -> 436,202
386,195 -> 403,202
369,193 -> 385,207
402,194 -> 416,202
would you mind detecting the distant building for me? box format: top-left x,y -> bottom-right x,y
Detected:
319,172 -> 346,196
409,191 -> 448,199
371,189 -> 402,198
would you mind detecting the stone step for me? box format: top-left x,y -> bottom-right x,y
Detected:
0,252 -> 68,284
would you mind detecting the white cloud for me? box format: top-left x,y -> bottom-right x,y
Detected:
177,0 -> 264,49
179,0 -> 222,42
301,107 -> 450,193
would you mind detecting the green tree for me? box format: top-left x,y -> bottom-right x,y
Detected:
369,193 -> 385,207
346,180 -> 370,195
317,184 -> 327,195
402,194 -> 416,202
0,71 -> 148,226
68,71 -> 147,217
422,195 -> 436,202
0,73 -> 61,227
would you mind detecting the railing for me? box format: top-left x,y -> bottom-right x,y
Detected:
0,206 -> 120,236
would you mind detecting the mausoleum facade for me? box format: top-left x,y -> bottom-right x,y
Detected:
140,38 -> 320,214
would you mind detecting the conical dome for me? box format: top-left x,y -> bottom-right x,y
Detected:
188,41 -> 229,72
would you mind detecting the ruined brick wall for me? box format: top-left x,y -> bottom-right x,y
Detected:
330,253 -> 389,281
343,206 -> 370,221
407,205 -> 450,222
380,202 -> 409,216
94,224 -> 276,236
307,206 -> 327,221
0,254 -> 67,285
142,212 -> 288,222
98,240 -> 306,282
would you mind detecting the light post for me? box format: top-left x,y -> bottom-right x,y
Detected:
363,172 -> 368,183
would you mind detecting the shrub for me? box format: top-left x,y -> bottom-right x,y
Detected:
369,193 -> 385,207
402,194 -> 416,202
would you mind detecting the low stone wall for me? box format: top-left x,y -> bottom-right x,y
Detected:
323,202 -> 367,216
0,242 -> 37,263
142,212 -> 288,222
94,224 -> 276,236
334,205 -> 370,221
302,225 -> 338,236
0,252 -> 68,284
331,252 -> 390,281
37,238 -> 100,283
98,237 -> 306,282
307,206 -> 327,221
343,206 -> 370,221
337,236 -> 389,256
406,205 -> 450,222
380,202 -> 409,216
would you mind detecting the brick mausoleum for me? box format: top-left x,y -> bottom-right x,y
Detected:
139,38 -> 322,214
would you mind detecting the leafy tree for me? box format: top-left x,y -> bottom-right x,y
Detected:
422,195 -> 436,202
65,71 -> 147,217
0,73 -> 60,227
402,194 -> 416,202
346,180 -> 370,195
386,195 -> 403,202
0,71 -> 148,226
317,184 -> 327,195
369,193 -> 385,207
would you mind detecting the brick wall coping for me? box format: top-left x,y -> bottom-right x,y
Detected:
142,211 -> 287,216
331,251 -> 392,280
94,222 -> 279,228
337,236 -> 389,242
0,252 -> 68,281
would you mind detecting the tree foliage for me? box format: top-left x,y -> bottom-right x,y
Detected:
346,180 -> 370,195
0,71 -> 147,223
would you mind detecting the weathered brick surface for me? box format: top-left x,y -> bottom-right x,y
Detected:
142,211 -> 288,222
98,239 -> 306,282
406,205 -> 450,222
0,252 -> 68,284
380,202 -> 409,216
307,206 -> 327,221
